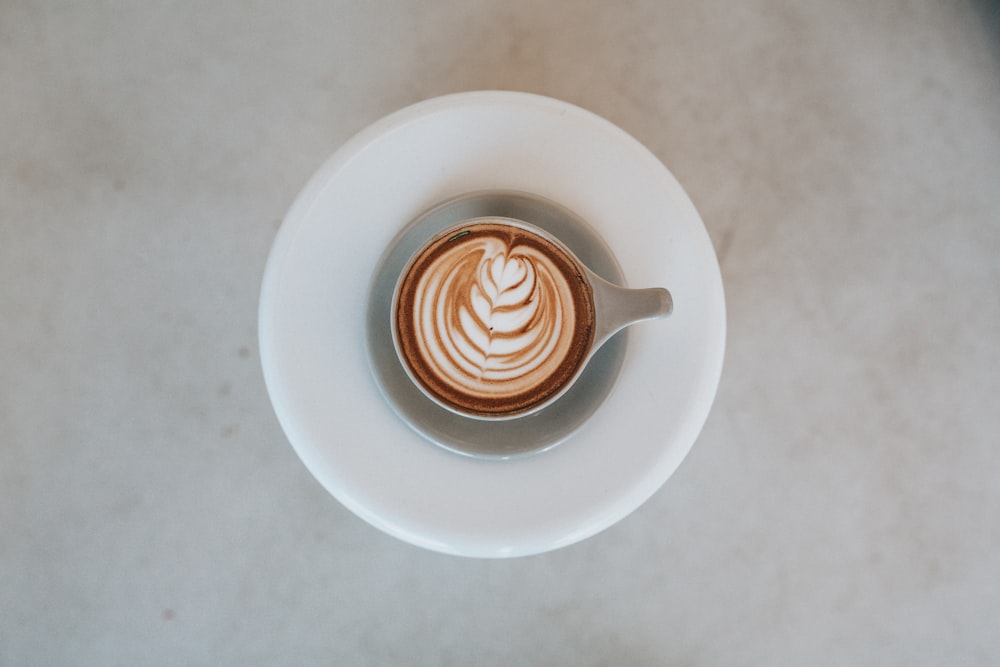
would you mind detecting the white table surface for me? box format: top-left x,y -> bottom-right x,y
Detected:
2,1 -> 998,664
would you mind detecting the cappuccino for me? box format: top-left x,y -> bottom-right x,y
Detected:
393,220 -> 596,418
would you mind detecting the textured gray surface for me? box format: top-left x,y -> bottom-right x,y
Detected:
2,1 -> 999,664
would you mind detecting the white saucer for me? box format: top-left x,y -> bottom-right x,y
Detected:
259,91 -> 725,558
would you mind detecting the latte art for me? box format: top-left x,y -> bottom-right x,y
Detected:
394,221 -> 595,417
423,239 -> 562,380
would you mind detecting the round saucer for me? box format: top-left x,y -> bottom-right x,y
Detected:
365,191 -> 629,459
259,91 -> 725,558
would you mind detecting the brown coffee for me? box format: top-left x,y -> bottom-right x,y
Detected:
393,220 -> 596,417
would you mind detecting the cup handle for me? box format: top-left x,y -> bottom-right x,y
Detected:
589,271 -> 673,350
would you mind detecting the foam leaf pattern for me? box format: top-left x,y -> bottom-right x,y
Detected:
411,231 -> 578,402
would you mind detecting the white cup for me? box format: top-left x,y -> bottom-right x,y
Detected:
390,216 -> 672,421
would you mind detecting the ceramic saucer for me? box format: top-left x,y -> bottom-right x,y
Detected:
259,91 -> 725,558
365,190 -> 629,459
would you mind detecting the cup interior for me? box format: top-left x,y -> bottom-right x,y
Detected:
389,216 -> 600,421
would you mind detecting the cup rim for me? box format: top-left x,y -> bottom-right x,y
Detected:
389,215 -> 598,421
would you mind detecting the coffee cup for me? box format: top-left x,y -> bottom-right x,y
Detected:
391,217 -> 672,420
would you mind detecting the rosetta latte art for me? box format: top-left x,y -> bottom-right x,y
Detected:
395,222 -> 594,416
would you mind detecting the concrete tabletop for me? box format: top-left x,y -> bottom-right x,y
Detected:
2,1 -> 998,664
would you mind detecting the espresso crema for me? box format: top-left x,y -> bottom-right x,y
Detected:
394,220 -> 595,417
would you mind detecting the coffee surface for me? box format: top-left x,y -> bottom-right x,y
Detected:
394,221 -> 595,417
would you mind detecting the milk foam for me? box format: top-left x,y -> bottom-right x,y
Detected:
397,223 -> 592,414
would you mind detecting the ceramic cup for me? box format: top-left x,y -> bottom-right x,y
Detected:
389,216 -> 672,421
